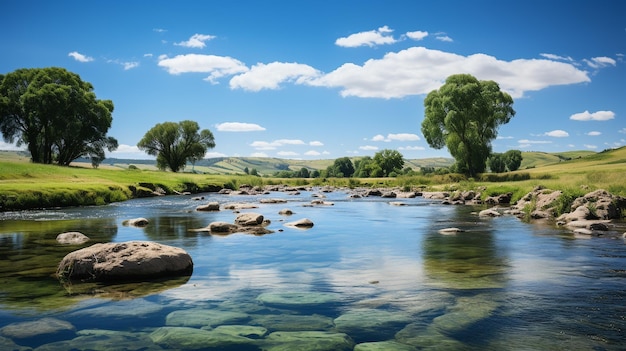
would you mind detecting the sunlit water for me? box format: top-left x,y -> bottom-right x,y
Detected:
0,189 -> 624,350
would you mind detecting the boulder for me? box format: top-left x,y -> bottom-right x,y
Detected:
56,232 -> 90,245
223,202 -> 259,210
355,341 -> 418,351
485,192 -> 512,205
311,199 -> 334,206
196,201 -> 220,211
438,228 -> 464,235
235,213 -> 264,226
150,327 -> 256,350
57,241 -> 193,281
260,198 -> 288,204
284,218 -> 315,228
479,208 -> 501,217
209,221 -> 240,233
0,317 -> 75,340
166,308 -> 250,327
334,308 -> 412,341
278,208 -> 294,215
122,217 -> 149,227
381,191 -> 397,198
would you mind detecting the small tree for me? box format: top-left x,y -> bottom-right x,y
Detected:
373,149 -> 404,177
487,153 -> 506,173
137,120 -> 215,172
504,149 -> 523,171
422,74 -> 515,177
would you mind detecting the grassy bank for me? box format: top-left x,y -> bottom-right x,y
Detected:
1,147 -> 625,211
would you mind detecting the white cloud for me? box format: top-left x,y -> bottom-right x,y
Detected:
359,145 -> 379,151
308,47 -> 590,99
540,53 -> 573,61
229,62 -> 320,91
335,25 -> 397,47
157,54 -> 248,83
518,139 -> 552,144
68,51 -> 94,62
584,56 -> 617,69
398,146 -> 425,151
497,136 -> 514,140
372,133 -> 420,142
619,128 -> 626,134
175,33 -> 216,48
205,151 -> 227,158
304,150 -> 321,156
153,28 -> 167,33
436,35 -> 453,42
122,61 -> 139,70
544,130 -> 569,137
309,141 -> 324,146
587,131 -> 601,136
584,144 -> 598,149
406,31 -> 428,41
250,152 -> 268,157
277,151 -> 299,157
216,122 -> 266,132
570,110 -> 615,121
250,139 -> 305,150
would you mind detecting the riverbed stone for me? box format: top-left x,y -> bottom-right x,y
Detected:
0,317 -> 75,339
278,208 -> 294,215
57,241 -> 193,281
122,217 -> 149,227
260,198 -> 288,204
250,313 -> 335,331
438,228 -> 464,235
235,212 -> 264,226
69,299 -> 164,318
150,326 -> 256,350
431,294 -> 501,334
56,231 -> 90,245
479,208 -> 501,217
284,218 -> 314,228
209,325 -> 268,338
0,336 -> 28,351
196,201 -> 220,211
208,221 -> 240,233
35,331 -> 161,351
261,331 -> 354,351
257,291 -> 341,308
223,202 -> 259,210
334,308 -> 412,341
354,340 -> 418,351
165,308 -> 250,327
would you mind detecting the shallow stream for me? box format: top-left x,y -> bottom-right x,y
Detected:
0,189 -> 624,350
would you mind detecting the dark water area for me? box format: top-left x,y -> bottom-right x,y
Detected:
0,189 -> 624,350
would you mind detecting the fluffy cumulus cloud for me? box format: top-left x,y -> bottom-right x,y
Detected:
335,25 -> 397,47
309,141 -> 324,146
544,130 -> 569,137
68,51 -> 94,62
175,34 -> 216,48
587,131 -> 602,136
229,62 -> 320,91
406,31 -> 428,41
157,54 -> 248,83
570,110 -> 615,121
216,122 -> 266,132
308,47 -> 590,99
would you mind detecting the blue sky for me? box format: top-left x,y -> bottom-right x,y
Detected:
1,0 -> 624,160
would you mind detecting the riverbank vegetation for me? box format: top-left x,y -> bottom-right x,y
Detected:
1,146 -> 624,211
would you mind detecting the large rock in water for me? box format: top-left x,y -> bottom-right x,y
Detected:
57,241 -> 193,281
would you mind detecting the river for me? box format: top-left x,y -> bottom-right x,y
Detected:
0,189 -> 624,350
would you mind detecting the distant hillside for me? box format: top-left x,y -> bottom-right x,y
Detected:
4,149 -> 620,175
520,150 -> 597,169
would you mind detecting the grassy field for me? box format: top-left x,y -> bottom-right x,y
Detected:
1,147 -> 624,211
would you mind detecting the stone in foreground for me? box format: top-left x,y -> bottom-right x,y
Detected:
57,241 -> 193,281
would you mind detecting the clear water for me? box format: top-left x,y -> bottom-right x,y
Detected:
0,189 -> 624,350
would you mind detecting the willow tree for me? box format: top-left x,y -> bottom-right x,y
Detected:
137,120 -> 215,172
0,67 -> 117,165
421,74 -> 515,177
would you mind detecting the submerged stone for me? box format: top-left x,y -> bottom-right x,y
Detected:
69,299 -> 164,318
150,326 -> 256,350
354,340 -> 418,351
56,231 -> 90,245
165,308 -> 250,327
261,330 -> 354,351
256,291 -> 341,308
334,308 -> 412,342
250,313 -> 335,331
209,325 -> 268,339
35,332 -> 162,351
0,317 -> 75,339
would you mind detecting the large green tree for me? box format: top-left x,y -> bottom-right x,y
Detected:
0,67 -> 118,165
373,149 -> 404,177
421,74 -> 515,177
504,149 -> 523,171
326,157 -> 355,178
138,120 -> 215,172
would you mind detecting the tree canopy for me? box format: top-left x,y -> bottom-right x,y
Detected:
421,74 -> 515,177
373,149 -> 404,177
0,67 -> 118,166
137,120 -> 215,172
326,157 -> 355,177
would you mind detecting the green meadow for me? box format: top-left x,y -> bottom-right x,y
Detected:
0,147 -> 624,211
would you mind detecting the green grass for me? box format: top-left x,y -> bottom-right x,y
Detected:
1,147 -> 625,210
